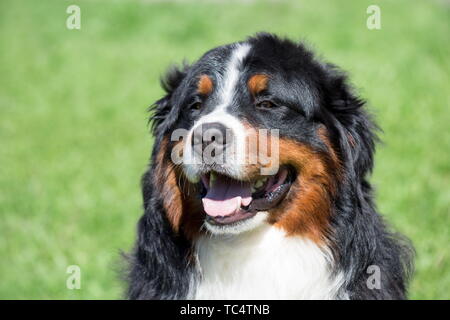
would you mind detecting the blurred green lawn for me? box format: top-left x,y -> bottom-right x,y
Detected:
0,0 -> 448,299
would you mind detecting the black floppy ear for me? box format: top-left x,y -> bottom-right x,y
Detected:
324,65 -> 378,179
126,63 -> 194,300
126,178 -> 193,299
150,62 -> 190,135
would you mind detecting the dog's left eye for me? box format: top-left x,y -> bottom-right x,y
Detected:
256,100 -> 276,109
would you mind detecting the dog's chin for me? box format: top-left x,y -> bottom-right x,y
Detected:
203,211 -> 269,235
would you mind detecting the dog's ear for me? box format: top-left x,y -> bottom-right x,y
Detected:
150,62 -> 190,135
126,178 -> 193,299
126,63 -> 196,299
323,64 -> 378,179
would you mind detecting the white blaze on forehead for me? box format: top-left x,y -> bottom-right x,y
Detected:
217,43 -> 251,109
183,43 -> 252,181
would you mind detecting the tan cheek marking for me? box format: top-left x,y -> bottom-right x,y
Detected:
248,74 -> 269,96
241,123 -> 278,178
269,138 -> 340,244
154,138 -> 204,239
197,74 -> 213,95
220,121 -> 340,244
242,124 -> 262,176
154,138 -> 183,233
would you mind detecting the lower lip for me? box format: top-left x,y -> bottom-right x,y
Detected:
205,209 -> 258,225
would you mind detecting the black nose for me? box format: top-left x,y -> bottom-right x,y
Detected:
191,122 -> 233,158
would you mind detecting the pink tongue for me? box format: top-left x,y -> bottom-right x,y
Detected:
202,176 -> 252,217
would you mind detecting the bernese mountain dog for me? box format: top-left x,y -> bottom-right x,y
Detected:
126,33 -> 413,300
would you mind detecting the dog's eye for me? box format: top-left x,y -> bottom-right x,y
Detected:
190,102 -> 202,110
256,100 -> 276,109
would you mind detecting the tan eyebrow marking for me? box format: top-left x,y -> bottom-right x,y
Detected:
248,74 -> 269,96
197,74 -> 213,95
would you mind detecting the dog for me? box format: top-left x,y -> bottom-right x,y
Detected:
126,33 -> 413,300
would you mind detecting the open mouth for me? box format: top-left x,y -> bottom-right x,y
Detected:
199,166 -> 295,226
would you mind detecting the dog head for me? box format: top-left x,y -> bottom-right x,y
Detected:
148,33 -> 376,241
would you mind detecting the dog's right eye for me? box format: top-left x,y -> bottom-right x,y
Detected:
190,102 -> 202,110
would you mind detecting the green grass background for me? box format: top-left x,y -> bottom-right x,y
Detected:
0,0 -> 448,299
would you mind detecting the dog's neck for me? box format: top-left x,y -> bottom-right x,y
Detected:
190,224 -> 347,299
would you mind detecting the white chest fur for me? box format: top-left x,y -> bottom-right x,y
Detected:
192,224 -> 345,299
